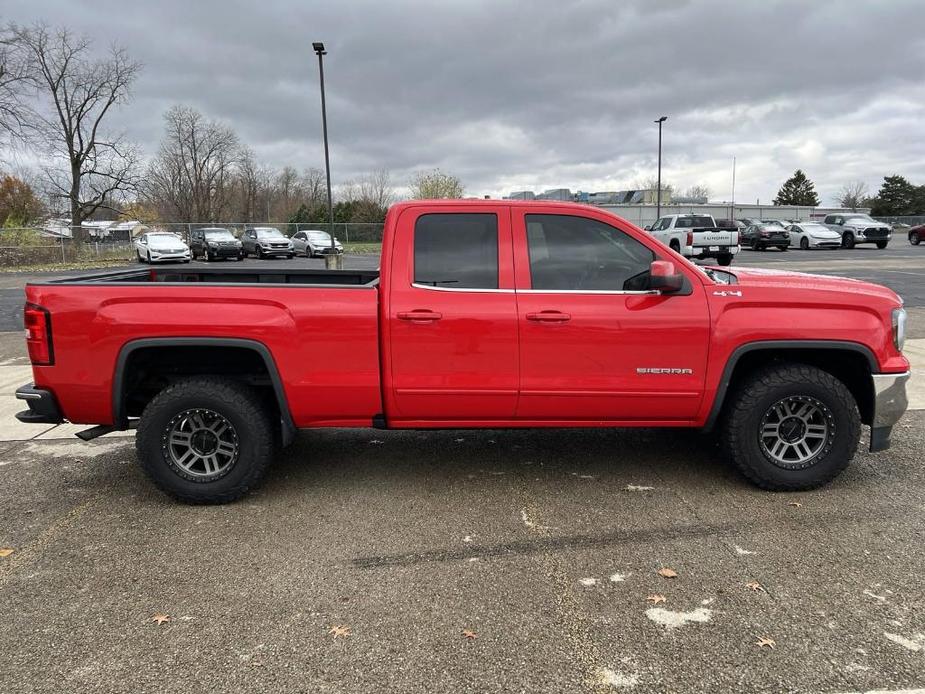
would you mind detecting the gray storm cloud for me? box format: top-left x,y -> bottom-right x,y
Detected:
5,0 -> 925,202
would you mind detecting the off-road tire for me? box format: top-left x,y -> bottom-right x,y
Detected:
716,254 -> 733,266
136,377 -> 274,504
876,241 -> 888,250
843,232 -> 855,249
669,240 -> 681,253
721,363 -> 860,491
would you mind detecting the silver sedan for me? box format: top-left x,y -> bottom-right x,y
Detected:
787,222 -> 843,250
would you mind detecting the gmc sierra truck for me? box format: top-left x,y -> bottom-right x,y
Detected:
16,200 -> 909,503
647,214 -> 739,266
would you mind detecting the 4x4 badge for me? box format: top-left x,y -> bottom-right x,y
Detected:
713,290 -> 743,297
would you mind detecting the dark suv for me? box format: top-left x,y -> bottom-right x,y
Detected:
190,227 -> 244,261
242,227 -> 294,259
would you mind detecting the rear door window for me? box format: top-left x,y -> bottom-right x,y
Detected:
413,213 -> 498,289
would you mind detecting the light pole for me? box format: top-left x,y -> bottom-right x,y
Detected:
654,116 -> 667,218
313,41 -> 341,269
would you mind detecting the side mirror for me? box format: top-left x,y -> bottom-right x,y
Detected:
649,260 -> 683,293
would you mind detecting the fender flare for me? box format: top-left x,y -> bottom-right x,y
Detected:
703,339 -> 878,431
112,337 -> 296,445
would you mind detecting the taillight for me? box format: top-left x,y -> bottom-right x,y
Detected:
686,231 -> 693,247
24,303 -> 54,365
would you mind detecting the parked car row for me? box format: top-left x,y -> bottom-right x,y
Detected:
134,227 -> 344,263
736,213 -> 894,252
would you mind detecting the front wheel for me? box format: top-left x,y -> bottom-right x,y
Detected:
716,254 -> 733,267
135,377 -> 274,504
911,231 -> 921,246
842,232 -> 855,249
721,364 -> 860,491
876,241 -> 888,249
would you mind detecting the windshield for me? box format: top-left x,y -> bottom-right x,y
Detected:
846,214 -> 875,223
675,216 -> 714,228
308,231 -> 332,240
801,223 -> 831,232
147,234 -> 183,246
204,229 -> 235,240
762,220 -> 785,227
255,228 -> 285,239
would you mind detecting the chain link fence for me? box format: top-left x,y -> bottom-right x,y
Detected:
0,222 -> 385,268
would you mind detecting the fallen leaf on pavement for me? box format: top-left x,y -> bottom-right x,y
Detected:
755,636 -> 776,649
646,594 -> 666,605
745,581 -> 765,592
657,567 -> 678,579
329,625 -> 352,639
0,548 -> 14,558
787,501 -> 803,508
462,629 -> 477,639
151,613 -> 170,625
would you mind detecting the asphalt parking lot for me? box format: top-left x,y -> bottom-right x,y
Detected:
1,246 -> 924,693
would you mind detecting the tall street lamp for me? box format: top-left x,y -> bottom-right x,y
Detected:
654,116 -> 667,218
313,41 -> 340,269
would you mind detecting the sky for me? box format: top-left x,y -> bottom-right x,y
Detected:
4,0 -> 925,203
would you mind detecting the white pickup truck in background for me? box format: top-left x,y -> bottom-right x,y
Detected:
646,214 -> 739,266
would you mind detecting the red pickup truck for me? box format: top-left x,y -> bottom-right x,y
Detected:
17,200 -> 910,503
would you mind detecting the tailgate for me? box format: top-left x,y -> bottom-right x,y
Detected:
691,229 -> 737,247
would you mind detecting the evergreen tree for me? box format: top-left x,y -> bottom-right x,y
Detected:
869,175 -> 919,216
773,169 -> 820,206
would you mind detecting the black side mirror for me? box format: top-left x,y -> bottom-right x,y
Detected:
649,260 -> 683,293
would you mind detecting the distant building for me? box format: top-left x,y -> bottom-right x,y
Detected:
508,191 -> 536,200
535,188 -> 572,201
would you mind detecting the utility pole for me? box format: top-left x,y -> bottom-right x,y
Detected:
313,41 -> 342,269
655,116 -> 667,218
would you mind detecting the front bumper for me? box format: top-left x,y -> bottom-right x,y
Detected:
258,246 -> 293,256
809,239 -> 842,248
315,246 -> 344,255
869,370 -> 910,452
208,246 -> 243,258
15,383 -> 64,424
150,252 -> 191,262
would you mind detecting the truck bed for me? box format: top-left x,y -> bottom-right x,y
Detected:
45,266 -> 380,287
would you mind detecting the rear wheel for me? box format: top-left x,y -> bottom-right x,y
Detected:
721,364 -> 860,491
842,232 -> 855,249
716,254 -> 732,266
876,241 -> 888,249
800,237 -> 809,250
669,240 -> 680,253
135,377 -> 274,504
137,250 -> 146,263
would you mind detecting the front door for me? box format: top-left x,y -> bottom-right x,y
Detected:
513,210 -> 710,422
386,207 -> 519,422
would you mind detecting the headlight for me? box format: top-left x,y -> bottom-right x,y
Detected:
892,307 -> 906,351
208,242 -> 218,248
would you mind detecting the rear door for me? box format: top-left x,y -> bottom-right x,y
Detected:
386,206 -> 519,421
513,208 -> 710,421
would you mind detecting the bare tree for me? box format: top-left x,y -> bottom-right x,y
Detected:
233,146 -> 268,223
144,105 -> 241,222
0,24 -> 37,141
836,181 -> 869,211
17,24 -> 141,239
684,184 -> 711,201
635,176 -> 675,197
409,169 -> 464,199
352,169 -> 395,208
